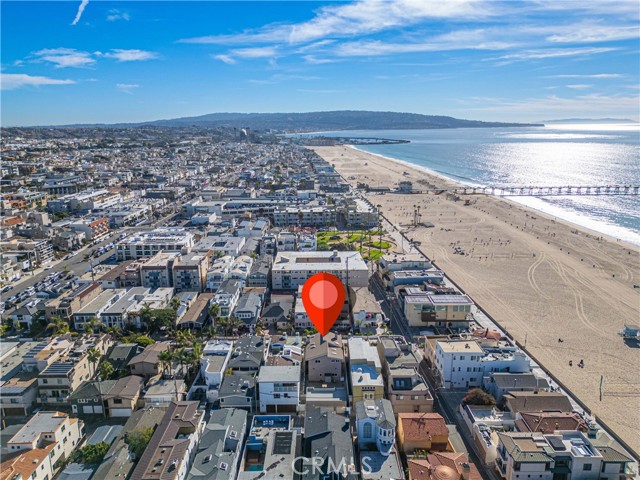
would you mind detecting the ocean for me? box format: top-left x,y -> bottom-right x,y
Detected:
314,124 -> 640,246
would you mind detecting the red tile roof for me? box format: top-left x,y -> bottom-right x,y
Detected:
399,413 -> 448,440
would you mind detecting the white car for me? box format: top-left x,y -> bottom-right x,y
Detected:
45,265 -> 54,270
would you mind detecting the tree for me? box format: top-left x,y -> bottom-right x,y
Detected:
78,442 -> 110,464
106,326 -> 123,340
189,339 -> 203,374
158,349 -> 174,378
46,316 -> 69,335
97,360 -> 115,380
216,317 -> 229,337
226,316 -> 243,336
85,316 -> 102,335
122,332 -> 155,347
462,388 -> 496,406
175,329 -> 194,347
203,325 -> 218,339
87,347 -> 101,378
208,303 -> 220,331
175,347 -> 188,378
170,297 -> 181,312
125,427 -> 155,459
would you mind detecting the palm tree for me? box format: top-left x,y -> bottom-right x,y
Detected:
170,297 -> 181,312
176,329 -> 194,347
175,347 -> 188,379
216,317 -> 229,337
189,339 -> 203,375
208,303 -> 220,335
98,360 -> 114,380
85,316 -> 102,335
227,316 -> 243,336
203,325 -> 218,339
105,326 -> 123,340
87,347 -> 101,378
46,316 -> 69,336
158,350 -> 174,378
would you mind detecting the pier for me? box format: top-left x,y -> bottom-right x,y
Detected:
411,185 -> 640,197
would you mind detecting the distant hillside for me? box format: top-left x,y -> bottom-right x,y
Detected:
56,110 -> 542,131
540,118 -> 636,124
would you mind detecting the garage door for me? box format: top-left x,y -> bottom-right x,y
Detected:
110,408 -> 131,418
82,405 -> 103,414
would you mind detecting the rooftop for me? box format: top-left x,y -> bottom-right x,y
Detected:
272,250 -> 367,272
437,340 -> 484,354
9,411 -> 71,444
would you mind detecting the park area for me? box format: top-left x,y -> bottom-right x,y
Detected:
316,229 -> 394,261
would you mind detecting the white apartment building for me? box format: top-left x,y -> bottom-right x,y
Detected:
434,340 -> 531,389
257,365 -> 301,413
298,231 -> 317,251
116,228 -> 195,261
404,293 -> 474,328
273,205 -> 337,228
6,411 -> 83,464
271,251 -> 369,290
496,431 -> 636,480
294,299 -> 313,329
276,231 -> 298,251
206,255 -> 233,292
200,340 -> 233,402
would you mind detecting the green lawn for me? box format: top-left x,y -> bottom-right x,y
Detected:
316,229 -> 392,259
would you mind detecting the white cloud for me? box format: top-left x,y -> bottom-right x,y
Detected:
116,83 -> 139,94
548,74 -> 623,79
230,46 -> 278,58
71,0 -> 89,26
34,48 -> 95,68
334,38 -> 514,57
565,84 -> 593,90
100,49 -> 158,62
212,54 -> 237,64
106,9 -> 130,22
178,0 -> 492,45
493,47 -> 617,64
546,25 -> 639,43
302,55 -> 339,64
1,73 -> 75,90
288,0 -> 492,44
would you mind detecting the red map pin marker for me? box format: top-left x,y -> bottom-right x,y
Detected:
302,273 -> 346,336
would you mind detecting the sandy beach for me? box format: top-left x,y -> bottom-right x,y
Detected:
313,145 -> 640,455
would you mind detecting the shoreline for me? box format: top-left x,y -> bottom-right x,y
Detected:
313,145 -> 640,454
349,144 -> 640,249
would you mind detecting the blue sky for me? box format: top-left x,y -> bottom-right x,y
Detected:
1,0 -> 639,126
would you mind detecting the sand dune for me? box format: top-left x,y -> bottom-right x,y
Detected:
314,145 -> 640,455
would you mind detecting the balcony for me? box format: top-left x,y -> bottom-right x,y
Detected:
273,386 -> 298,393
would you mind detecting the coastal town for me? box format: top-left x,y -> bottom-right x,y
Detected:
0,126 -> 637,480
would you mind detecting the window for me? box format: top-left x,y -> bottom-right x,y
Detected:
363,423 -> 373,438
583,464 -> 592,471
113,398 -> 123,404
